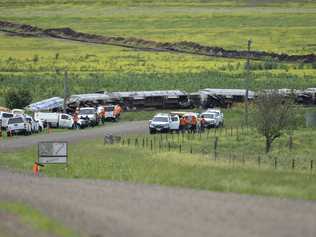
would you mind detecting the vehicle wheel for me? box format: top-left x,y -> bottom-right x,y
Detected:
149,130 -> 155,134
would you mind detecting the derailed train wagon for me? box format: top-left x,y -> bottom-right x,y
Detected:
109,90 -> 191,110
195,89 -> 255,108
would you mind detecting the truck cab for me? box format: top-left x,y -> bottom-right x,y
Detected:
0,112 -> 14,130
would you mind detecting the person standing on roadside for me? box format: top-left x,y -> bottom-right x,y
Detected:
114,104 -> 122,120
200,115 -> 206,132
180,116 -> 186,132
73,108 -> 79,129
191,115 -> 197,133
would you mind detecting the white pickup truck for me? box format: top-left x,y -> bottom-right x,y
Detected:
149,113 -> 180,134
7,116 -> 32,136
201,109 -> 224,128
34,112 -> 73,128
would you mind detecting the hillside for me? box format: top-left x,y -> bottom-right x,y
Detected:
0,0 -> 315,104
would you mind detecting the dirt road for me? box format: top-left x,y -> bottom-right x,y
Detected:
1,169 -> 315,237
0,121 -> 148,152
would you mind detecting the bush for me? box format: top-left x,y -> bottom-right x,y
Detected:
5,89 -> 32,109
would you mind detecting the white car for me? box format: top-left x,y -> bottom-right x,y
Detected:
0,112 -> 14,130
149,113 -> 180,134
7,116 -> 32,136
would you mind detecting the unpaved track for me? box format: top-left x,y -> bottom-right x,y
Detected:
0,121 -> 147,152
0,169 -> 315,237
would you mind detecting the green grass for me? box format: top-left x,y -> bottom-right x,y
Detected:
0,0 -> 316,105
0,202 -> 80,237
1,129 -> 316,200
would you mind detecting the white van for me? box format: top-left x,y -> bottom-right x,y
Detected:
34,112 -> 73,129
0,112 -> 14,130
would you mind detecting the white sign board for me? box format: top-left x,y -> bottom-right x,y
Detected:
38,142 -> 68,164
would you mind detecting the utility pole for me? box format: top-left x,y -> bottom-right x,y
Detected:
63,70 -> 69,113
245,39 -> 252,127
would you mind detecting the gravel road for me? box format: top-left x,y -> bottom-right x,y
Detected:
1,169 -> 315,237
0,121 -> 148,152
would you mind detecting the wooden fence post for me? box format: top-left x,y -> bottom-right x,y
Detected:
274,157 -> 277,169
292,159 -> 295,170
288,135 -> 293,151
214,136 -> 218,160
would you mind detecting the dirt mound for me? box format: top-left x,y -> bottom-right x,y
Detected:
0,20 -> 315,63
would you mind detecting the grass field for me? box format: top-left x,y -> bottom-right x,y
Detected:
1,105 -> 316,200
1,134 -> 315,200
0,202 -> 79,237
0,0 -> 316,105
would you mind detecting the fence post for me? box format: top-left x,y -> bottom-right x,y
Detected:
258,156 -> 261,167
311,160 -> 314,172
135,138 -> 138,147
230,127 -> 233,136
190,145 -> 193,154
214,136 -> 218,160
274,157 -> 277,169
168,142 -> 171,152
179,144 -> 182,153
127,138 -> 130,146
142,138 -> 145,148
150,139 -> 153,151
292,159 -> 295,170
288,135 -> 293,151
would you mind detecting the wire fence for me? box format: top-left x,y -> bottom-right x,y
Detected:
115,127 -> 315,173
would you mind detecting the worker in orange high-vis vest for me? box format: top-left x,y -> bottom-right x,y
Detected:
114,104 -> 122,120
99,107 -> 106,125
33,162 -> 40,176
33,162 -> 44,176
191,115 -> 197,133
180,116 -> 186,132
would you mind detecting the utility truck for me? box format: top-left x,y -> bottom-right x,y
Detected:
34,112 -> 73,128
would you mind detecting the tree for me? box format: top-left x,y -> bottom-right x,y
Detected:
5,89 -> 32,109
253,90 -> 298,153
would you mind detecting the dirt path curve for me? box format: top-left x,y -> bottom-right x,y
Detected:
0,169 -> 315,237
0,121 -> 148,152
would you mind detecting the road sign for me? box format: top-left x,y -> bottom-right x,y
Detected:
38,141 -> 68,164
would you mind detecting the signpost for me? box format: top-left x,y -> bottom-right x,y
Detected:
38,141 -> 68,164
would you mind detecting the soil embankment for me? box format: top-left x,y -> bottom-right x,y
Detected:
0,20 -> 315,63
